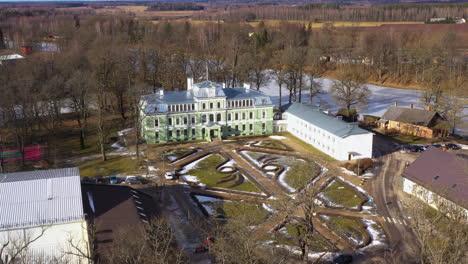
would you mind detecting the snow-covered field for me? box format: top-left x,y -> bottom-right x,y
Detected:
260,74 -> 468,135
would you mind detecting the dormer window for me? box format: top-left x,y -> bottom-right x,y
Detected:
154,107 -> 158,112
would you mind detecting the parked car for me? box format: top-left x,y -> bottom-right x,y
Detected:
332,254 -> 353,264
125,176 -> 143,185
95,175 -> 104,184
446,143 -> 461,150
164,171 -> 176,180
109,174 -> 118,184
412,145 -> 425,152
81,177 -> 93,184
432,144 -> 442,148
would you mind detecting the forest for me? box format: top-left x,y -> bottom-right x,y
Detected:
1,8 -> 467,166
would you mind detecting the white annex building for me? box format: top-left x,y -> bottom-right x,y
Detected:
276,103 -> 373,160
0,168 -> 90,264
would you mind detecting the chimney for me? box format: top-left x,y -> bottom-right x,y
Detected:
187,77 -> 193,91
394,101 -> 398,107
243,83 -> 251,90
222,83 -> 226,88
409,104 -> 413,109
158,88 -> 164,97
47,179 -> 53,200
426,105 -> 431,111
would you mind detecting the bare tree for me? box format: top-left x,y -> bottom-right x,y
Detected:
102,218 -> 186,264
330,67 -> 370,117
0,227 -> 48,264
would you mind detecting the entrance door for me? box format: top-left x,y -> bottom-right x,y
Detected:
210,130 -> 216,138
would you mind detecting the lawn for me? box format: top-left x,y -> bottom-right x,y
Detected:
182,154 -> 260,193
281,133 -> 336,162
320,179 -> 367,210
274,222 -> 336,252
319,215 -> 369,247
256,140 -> 288,150
162,148 -> 197,162
79,156 -> 144,178
216,201 -> 270,225
284,161 -> 321,190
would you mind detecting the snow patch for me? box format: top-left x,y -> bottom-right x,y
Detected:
269,135 -> 287,140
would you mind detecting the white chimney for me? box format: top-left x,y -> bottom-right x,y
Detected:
159,88 -> 164,97
47,179 -> 53,200
243,83 -> 251,90
187,77 -> 194,91
222,83 -> 226,88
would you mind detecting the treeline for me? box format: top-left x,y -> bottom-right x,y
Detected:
147,3 -> 205,11
1,13 -> 467,169
195,4 -> 468,21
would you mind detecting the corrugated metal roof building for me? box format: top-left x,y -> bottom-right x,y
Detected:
0,168 -> 89,264
280,103 -> 373,160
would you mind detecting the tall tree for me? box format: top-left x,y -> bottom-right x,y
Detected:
330,67 -> 370,116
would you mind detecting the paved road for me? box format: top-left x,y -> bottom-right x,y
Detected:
365,135 -> 418,262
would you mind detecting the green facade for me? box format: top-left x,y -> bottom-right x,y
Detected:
140,82 -> 274,144
142,106 -> 273,143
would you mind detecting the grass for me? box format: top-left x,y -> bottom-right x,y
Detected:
392,134 -> 435,144
245,20 -> 424,28
79,156 -> 144,178
274,223 -> 336,251
284,161 -> 321,190
214,201 -> 270,225
281,132 -> 336,162
321,179 -> 367,209
183,154 -> 260,193
162,148 -> 196,162
257,140 -> 288,150
320,215 -> 368,246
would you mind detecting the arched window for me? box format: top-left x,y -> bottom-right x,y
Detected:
228,113 -> 231,121
209,114 -> 214,122
203,103 -> 206,110
250,112 -> 253,119
184,117 -> 188,125
168,118 -> 172,126
235,113 -> 239,120
217,113 -> 221,122
202,115 -> 207,123
242,112 -> 246,120
217,102 -> 221,108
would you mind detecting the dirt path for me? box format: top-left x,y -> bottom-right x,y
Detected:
225,149 -> 288,199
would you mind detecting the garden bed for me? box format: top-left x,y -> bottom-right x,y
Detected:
191,194 -> 270,225
318,178 -> 368,211
274,222 -> 337,253
179,153 -> 260,193
162,147 -> 199,163
249,139 -> 291,151
318,215 -> 371,248
240,150 -> 320,192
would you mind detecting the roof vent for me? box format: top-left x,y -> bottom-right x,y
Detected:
47,179 -> 53,200
434,176 -> 440,180
452,184 -> 457,188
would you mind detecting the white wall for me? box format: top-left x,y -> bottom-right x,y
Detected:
342,133 -> 374,160
0,221 -> 90,264
403,178 -> 468,217
284,113 -> 373,161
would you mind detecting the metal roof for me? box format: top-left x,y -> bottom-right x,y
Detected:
0,168 -> 85,231
281,103 -> 371,138
381,106 -> 438,127
141,81 -> 274,115
403,147 -> 468,209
